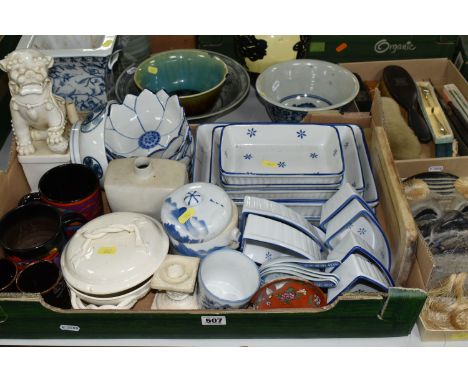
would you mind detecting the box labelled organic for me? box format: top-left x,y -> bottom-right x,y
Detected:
305,36 -> 458,63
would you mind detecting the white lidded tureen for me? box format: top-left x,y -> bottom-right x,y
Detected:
61,212 -> 169,309
160,182 -> 240,257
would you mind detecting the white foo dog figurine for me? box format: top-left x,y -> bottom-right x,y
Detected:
0,49 -> 68,155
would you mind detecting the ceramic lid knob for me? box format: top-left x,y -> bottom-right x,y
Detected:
160,182 -> 233,243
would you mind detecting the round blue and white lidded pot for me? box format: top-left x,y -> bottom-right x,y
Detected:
161,182 -> 234,245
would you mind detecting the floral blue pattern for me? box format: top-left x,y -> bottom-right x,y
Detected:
138,131 -> 161,149
82,156 -> 104,179
243,153 -> 253,160
80,104 -> 107,133
309,152 -> 318,159
265,104 -> 307,123
277,161 -> 286,168
49,56 -> 110,112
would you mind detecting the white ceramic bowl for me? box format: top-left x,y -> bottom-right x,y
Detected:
256,59 -> 359,122
61,212 -> 169,295
198,249 -> 260,309
105,89 -> 187,159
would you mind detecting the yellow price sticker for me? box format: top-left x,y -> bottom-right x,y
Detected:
102,39 -> 113,48
97,246 -> 117,255
178,207 -> 195,224
147,66 -> 158,75
262,160 -> 278,168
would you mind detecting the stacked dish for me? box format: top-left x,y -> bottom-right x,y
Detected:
193,123 -> 378,222
70,89 -> 193,185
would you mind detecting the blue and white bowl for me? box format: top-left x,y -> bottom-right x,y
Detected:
256,59 -> 359,122
198,249 -> 260,309
105,89 -> 188,160
70,89 -> 192,185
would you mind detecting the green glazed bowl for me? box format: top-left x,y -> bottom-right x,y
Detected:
134,49 -> 228,116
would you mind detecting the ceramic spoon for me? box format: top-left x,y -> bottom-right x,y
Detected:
382,65 -> 432,143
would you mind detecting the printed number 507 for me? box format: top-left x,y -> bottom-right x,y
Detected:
201,316 -> 227,326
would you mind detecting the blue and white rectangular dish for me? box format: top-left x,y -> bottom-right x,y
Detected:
219,123 -> 345,185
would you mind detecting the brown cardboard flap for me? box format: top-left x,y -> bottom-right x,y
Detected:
370,126 -> 418,285
0,141 -> 30,218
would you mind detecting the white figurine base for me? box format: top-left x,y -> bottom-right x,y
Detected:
18,138 -> 70,192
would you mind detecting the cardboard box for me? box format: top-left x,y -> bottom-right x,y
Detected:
0,114 -> 427,340
395,156 -> 468,341
341,58 -> 468,159
305,36 -> 458,63
453,36 -> 468,81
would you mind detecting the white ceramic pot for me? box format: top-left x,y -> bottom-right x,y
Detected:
61,212 -> 169,295
160,182 -> 240,257
104,156 -> 188,220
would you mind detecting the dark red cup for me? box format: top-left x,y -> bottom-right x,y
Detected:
16,260 -> 71,309
0,203 -> 85,270
0,258 -> 18,292
20,163 -> 103,223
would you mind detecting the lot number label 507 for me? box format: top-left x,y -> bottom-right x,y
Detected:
201,316 -> 227,326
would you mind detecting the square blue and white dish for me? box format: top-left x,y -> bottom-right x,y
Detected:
240,196 -> 326,251
219,123 -> 345,186
319,182 -> 374,231
241,214 -> 322,264
326,230 -> 391,272
348,124 -> 379,207
324,203 -> 390,270
327,253 -> 394,304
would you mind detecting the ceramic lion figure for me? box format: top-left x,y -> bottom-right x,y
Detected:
0,49 -> 68,155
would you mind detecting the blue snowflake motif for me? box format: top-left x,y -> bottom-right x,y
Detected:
277,161 -> 286,168
265,251 -> 273,260
184,191 -> 201,206
246,128 -> 257,138
297,129 -> 307,139
244,153 -> 253,160
309,152 -> 319,159
344,141 -> 350,150
332,148 -> 338,157
357,227 -> 367,235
